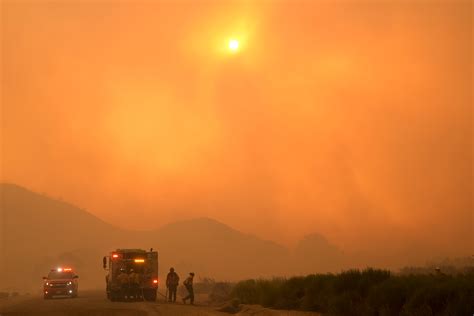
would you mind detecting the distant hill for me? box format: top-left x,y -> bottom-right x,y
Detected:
0,183 -> 345,292
293,233 -> 345,274
144,217 -> 290,281
0,183 -> 125,290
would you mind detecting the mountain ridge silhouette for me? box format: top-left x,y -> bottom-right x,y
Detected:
0,184 -> 297,290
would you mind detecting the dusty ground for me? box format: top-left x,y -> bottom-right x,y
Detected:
236,305 -> 321,316
0,290 -> 321,316
0,290 -> 218,316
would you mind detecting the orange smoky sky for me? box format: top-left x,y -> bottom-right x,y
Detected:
1,1 -> 472,259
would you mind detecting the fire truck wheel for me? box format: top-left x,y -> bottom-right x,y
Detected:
143,289 -> 157,301
110,291 -> 117,301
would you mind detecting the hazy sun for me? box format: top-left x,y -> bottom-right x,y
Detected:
228,39 -> 239,52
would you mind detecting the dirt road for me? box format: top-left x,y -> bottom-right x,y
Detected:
0,290 -> 224,316
0,290 -> 321,316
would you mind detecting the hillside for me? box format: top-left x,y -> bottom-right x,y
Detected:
0,183 -> 125,290
145,217 -> 290,280
0,183 -> 348,291
0,184 -> 290,291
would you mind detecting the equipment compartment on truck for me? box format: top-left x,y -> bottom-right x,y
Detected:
103,248 -> 158,301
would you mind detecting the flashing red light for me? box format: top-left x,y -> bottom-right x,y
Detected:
63,268 -> 72,272
153,279 -> 158,284
112,254 -> 119,258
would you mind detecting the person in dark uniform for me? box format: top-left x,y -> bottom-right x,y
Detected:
182,272 -> 195,305
166,267 -> 180,302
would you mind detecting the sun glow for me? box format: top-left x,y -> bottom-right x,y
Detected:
228,39 -> 239,52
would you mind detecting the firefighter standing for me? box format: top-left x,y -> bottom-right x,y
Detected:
182,272 -> 195,305
117,268 -> 129,299
128,268 -> 140,299
166,267 -> 180,302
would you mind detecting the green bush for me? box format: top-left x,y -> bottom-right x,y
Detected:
231,279 -> 258,304
230,269 -> 474,316
300,274 -> 335,312
366,276 -> 411,316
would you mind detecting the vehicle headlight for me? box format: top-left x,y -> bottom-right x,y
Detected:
67,281 -> 72,285
49,283 -> 53,287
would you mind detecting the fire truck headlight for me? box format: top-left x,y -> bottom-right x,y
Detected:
67,281 -> 72,285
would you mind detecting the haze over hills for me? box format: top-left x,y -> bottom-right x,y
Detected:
0,183 -> 345,291
0,183 -> 125,290
3,183 -> 464,292
145,217 -> 290,280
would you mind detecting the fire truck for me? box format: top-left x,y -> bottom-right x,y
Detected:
103,248 -> 158,301
43,267 -> 79,299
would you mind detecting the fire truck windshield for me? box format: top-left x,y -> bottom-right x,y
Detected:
47,271 -> 74,279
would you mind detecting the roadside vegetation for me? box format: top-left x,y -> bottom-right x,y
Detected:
226,267 -> 473,316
